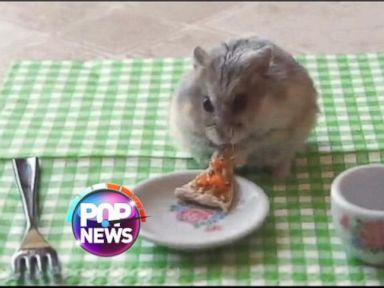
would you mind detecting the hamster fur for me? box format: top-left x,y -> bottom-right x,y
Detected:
169,37 -> 318,178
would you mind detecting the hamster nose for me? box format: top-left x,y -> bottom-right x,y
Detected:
234,122 -> 243,129
225,121 -> 242,131
215,125 -> 232,142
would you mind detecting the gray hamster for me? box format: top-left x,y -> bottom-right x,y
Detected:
169,36 -> 318,178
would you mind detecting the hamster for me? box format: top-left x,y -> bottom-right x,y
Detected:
169,36 -> 318,179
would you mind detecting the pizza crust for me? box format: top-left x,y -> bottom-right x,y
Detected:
174,182 -> 233,212
174,146 -> 235,212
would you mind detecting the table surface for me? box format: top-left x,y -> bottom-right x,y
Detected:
0,54 -> 384,285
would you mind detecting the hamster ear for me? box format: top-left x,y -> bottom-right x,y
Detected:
193,46 -> 210,68
241,46 -> 273,75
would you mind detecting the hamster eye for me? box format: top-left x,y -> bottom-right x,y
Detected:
233,93 -> 247,113
203,96 -> 214,112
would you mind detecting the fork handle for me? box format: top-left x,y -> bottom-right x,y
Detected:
12,157 -> 39,230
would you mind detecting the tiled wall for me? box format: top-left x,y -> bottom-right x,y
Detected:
0,2 -> 383,80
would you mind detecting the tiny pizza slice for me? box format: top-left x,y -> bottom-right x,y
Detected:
175,146 -> 235,212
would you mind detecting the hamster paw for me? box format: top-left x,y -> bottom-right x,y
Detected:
234,151 -> 248,168
272,160 -> 292,180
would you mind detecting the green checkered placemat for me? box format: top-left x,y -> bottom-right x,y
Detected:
0,54 -> 384,159
0,54 -> 384,285
0,152 -> 383,285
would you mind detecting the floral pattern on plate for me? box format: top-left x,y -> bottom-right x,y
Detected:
170,202 -> 226,232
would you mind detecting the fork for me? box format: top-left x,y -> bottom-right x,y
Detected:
12,157 -> 61,281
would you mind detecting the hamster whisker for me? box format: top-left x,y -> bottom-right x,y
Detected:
205,124 -> 217,130
229,127 -> 236,155
230,127 -> 234,139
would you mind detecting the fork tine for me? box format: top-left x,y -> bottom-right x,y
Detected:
34,254 -> 43,274
46,250 -> 61,274
23,256 -> 31,273
12,256 -> 23,275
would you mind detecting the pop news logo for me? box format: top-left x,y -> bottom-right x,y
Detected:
66,183 -> 147,257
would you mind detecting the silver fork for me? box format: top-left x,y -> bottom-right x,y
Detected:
12,157 -> 62,282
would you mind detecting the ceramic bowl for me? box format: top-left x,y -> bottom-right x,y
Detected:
331,164 -> 384,266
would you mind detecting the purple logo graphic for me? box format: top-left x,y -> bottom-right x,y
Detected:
71,188 -> 141,257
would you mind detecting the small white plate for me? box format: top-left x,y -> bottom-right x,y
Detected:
133,170 -> 270,251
